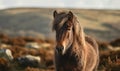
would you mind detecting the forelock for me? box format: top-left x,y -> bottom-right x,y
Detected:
53,12 -> 68,31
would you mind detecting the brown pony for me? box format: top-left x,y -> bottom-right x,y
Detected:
52,10 -> 99,71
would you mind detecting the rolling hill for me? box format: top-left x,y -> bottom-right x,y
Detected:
0,8 -> 120,41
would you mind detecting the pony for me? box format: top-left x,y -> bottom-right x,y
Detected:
52,10 -> 99,71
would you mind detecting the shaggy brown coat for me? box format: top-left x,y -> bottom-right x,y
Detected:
52,10 -> 99,71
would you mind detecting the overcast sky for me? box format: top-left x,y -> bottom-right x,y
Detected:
0,0 -> 120,10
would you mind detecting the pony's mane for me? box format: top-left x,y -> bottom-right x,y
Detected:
72,15 -> 85,47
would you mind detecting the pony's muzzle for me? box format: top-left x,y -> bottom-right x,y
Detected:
56,46 -> 64,54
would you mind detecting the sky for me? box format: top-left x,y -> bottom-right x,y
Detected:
0,0 -> 120,10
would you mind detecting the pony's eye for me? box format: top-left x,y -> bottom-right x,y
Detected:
66,24 -> 71,30
64,21 -> 72,30
67,28 -> 71,30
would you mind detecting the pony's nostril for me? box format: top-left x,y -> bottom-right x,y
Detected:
56,47 -> 64,53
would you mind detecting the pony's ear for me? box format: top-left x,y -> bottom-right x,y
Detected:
53,10 -> 57,18
68,11 -> 73,20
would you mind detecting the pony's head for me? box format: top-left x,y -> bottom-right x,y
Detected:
53,10 -> 85,55
52,10 -> 75,55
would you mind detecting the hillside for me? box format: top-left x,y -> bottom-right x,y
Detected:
0,8 -> 120,41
